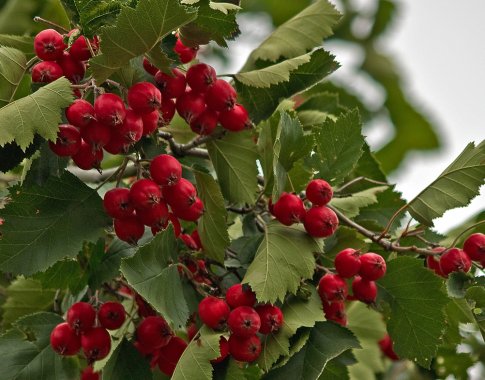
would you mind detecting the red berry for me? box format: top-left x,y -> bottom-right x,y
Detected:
273,193 -> 305,226
150,154 -> 182,186
198,296 -> 230,329
143,57 -> 158,76
31,61 -> 63,83
142,110 -> 160,135
174,38 -> 198,63
180,233 -> 198,250
155,68 -> 186,99
318,274 -> 348,302
57,51 -> 86,83
67,302 -> 96,333
116,109 -> 143,145
70,35 -> 97,61
128,82 -> 162,114
72,141 -> 103,170
186,63 -> 217,93
137,201 -> 169,228
50,322 -> 81,356
81,327 -> 111,361
157,336 -> 188,376
34,29 -> 66,61
171,197 -> 204,221
426,251 -> 446,277
94,93 -> 126,127
439,248 -> 472,276
334,248 -> 361,278
136,316 -> 173,350
129,179 -> 162,210
66,99 -> 95,128
226,284 -> 256,309
228,334 -> 261,363
322,301 -> 347,326
114,215 -> 145,244
352,277 -> 377,304
359,253 -> 386,281
205,79 -> 237,111
190,109 -> 218,135
169,213 -> 182,237
191,229 -> 203,250
187,322 -> 197,341
378,334 -> 399,361
228,306 -> 261,338
80,366 -> 100,380
49,124 -> 81,156
306,179 -> 333,206
81,122 -> 112,150
162,178 -> 197,208
103,188 -> 134,221
176,90 -> 206,123
98,302 -> 126,330
160,98 -> 176,125
211,337 -> 229,364
303,206 -> 339,238
135,294 -> 156,318
103,135 -> 129,155
256,304 -> 284,334
219,104 -> 250,132
463,233 -> 485,261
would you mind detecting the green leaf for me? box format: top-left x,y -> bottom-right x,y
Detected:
236,49 -> 339,124
206,130 -> 258,205
264,321 -> 360,380
257,287 -> 324,372
0,312 -> 78,380
34,259 -> 85,293
330,186 -> 388,218
0,171 -> 110,276
243,221 -> 320,303
90,0 -> 197,83
0,136 -> 41,173
103,339 -> 152,380
223,359 -> 262,380
311,109 -> 365,187
194,171 -> 229,263
378,256 -> 449,368
121,226 -> 189,328
443,298 -> 475,345
0,47 -> 28,107
465,286 -> 485,337
0,35 -> 34,55
368,0 -> 396,39
243,0 -> 341,67
406,141 -> 485,226
22,141 -> 69,186
0,77 -> 74,150
446,272 -> 472,299
2,278 -> 56,328
323,227 -> 369,261
172,326 -> 221,380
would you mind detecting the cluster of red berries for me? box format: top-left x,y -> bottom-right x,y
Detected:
318,249 -> 387,326
50,301 -> 126,379
103,154 -> 204,244
198,284 -> 284,363
426,232 -> 485,277
32,28 -> 97,84
142,59 -> 251,134
270,179 -> 339,238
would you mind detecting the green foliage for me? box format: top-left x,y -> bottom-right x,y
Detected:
0,34 -> 33,54
0,77 -> 73,150
0,47 -> 27,107
330,186 -> 388,218
22,141 -> 68,186
103,339 -> 152,379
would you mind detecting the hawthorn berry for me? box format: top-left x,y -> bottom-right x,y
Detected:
136,316 -> 173,350
142,57 -> 159,75
117,109 -> 144,145
81,122 -> 112,150
187,63 -> 217,93
67,302 -> 96,333
191,229 -> 203,250
50,322 -> 81,356
439,248 -> 471,276
128,82 -> 162,114
141,110 -> 160,135
379,334 -> 399,361
359,253 -> 386,281
103,135 -> 129,155
94,93 -> 126,127
256,304 -> 284,334
211,337 -> 230,364
162,178 -> 197,208
72,141 -> 103,170
155,68 -> 186,99
129,179 -> 162,210
226,284 -> 256,309
190,109 -> 219,135
98,302 -> 126,330
273,192 -> 306,226
66,99 -> 96,128
306,179 -> 333,206
150,154 -> 182,186
228,306 -> 261,338
323,301 -> 347,326
318,274 -> 348,302
57,51 -> 86,83
219,104 -> 250,132
205,79 -> 237,111
137,202 -> 169,228
198,296 -> 230,330
334,248 -> 361,278
352,276 -> 377,304
303,206 -> 339,237
70,34 -> 98,61
180,233 -> 198,250
426,252 -> 446,277
228,334 -> 261,363
135,294 -> 156,318
171,197 -> 204,221
34,28 -> 66,61
114,215 -> 145,244
157,336 -> 188,376
463,233 -> 485,261
80,366 -> 100,380
176,90 -> 206,123
160,98 -> 176,125
49,124 -> 81,157
81,327 -> 112,361
174,38 -> 198,63
31,61 -> 63,83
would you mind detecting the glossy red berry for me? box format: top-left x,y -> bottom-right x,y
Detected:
94,93 -> 126,127
359,253 -> 386,281
169,213 -> 182,237
379,334 -> 399,361
70,35 -> 97,61
34,29 -> 66,60
135,294 -> 156,318
205,79 -> 237,111
162,178 -> 197,208
31,61 -> 63,83
211,337 -> 229,364
114,215 -> 145,244
303,206 -> 339,238
190,109 -> 218,135
117,109 -> 143,144
129,179 -> 162,210
137,201 -> 169,228
67,302 -> 96,333
142,110 -> 160,135
273,193 -> 305,226
157,336 -> 187,376
66,99 -> 95,128
80,366 -> 100,380
426,252 -> 446,277
256,304 -> 284,334
180,233 -> 198,250
191,229 -> 203,250
352,277 -> 377,304
50,322 -> 81,356
176,90 -> 206,123
463,233 -> 485,261
186,63 -> 217,93
219,104 -> 250,132
318,274 -> 348,302
334,248 -> 361,278
323,301 -> 347,326
226,284 -> 256,309
49,124 -> 81,156
81,327 -> 111,361
101,191 -> 131,220
198,296 -> 230,330
143,57 -> 159,75
155,68 -> 186,99
160,98 -> 176,125
174,38 -> 198,63
103,135 -> 128,155
57,51 -> 86,83
128,82 -> 162,114
171,197 -> 204,221
81,122 -> 112,150
228,334 -> 261,363
228,306 -> 261,338
72,141 -> 103,170
150,154 -> 182,186
98,302 -> 126,330
439,248 -> 472,276
306,179 -> 333,206
136,316 -> 173,350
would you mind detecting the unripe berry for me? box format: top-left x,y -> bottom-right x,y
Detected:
157,336 -> 188,376
57,51 -> 86,83
49,124 -> 81,157
142,110 -> 160,135
226,284 -> 256,309
318,274 -> 348,302
104,189 -> 134,219
136,316 -> 173,351
162,178 -> 197,209
155,68 -> 186,99
303,206 -> 339,238
50,322 -> 81,356
171,197 -> 204,221
190,109 -> 218,135
137,201 -> 169,228
128,82 -> 162,114
211,337 -> 229,364
176,90 -> 206,123
72,141 -> 103,170
80,366 -> 100,380
66,99 -> 95,128
322,301 -> 347,326
228,334 -> 261,363
67,302 -> 96,333
160,98 -> 176,125
174,38 -> 198,63
198,296 -> 230,329
439,248 -> 471,276
378,334 -> 399,361
352,277 -> 377,304
228,306 -> 261,338
114,215 -> 145,244
81,122 -> 112,150
256,304 -> 284,334
306,179 -> 333,206
98,302 -> 126,330
34,29 -> 66,61
273,192 -> 306,226
31,61 -> 63,83
81,327 -> 111,361
219,104 -> 250,132
150,154 -> 182,186
463,233 -> 485,261
186,63 -> 217,93
94,93 -> 126,127
143,57 -> 158,75
334,248 -> 361,278
359,253 -> 386,281
129,179 -> 162,210
205,79 -> 237,111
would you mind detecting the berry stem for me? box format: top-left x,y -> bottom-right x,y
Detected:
377,203 -> 409,241
336,176 -> 389,193
33,16 -> 69,33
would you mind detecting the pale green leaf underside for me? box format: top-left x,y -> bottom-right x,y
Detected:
0,77 -> 74,150
0,35 -> 34,54
407,141 -> 485,226
0,46 -> 27,107
330,186 -> 388,218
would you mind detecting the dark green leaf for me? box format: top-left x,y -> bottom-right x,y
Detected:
446,272 -> 473,299
0,136 -> 41,173
103,339 -> 152,380
34,259 -> 85,293
23,141 -> 68,186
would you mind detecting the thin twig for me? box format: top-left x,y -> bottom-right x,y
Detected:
33,16 -> 69,33
448,220 -> 485,249
336,176 -> 389,193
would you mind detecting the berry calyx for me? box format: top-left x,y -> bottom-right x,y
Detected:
273,192 -> 306,226
352,276 -> 377,304
155,68 -> 186,99
186,63 -> 217,93
67,302 -> 96,333
81,327 -> 111,361
318,274 -> 348,302
113,215 -> 145,244
306,179 -> 333,206
117,109 -> 144,145
171,197 -> 204,221
225,284 -> 256,309
211,337 -> 229,364
129,179 -> 162,210
439,248 -> 472,276
334,248 -> 361,278
34,29 -> 66,61
228,334 -> 261,363
256,304 -> 284,334
228,306 -> 261,338
323,301 -> 347,326
157,336 -> 188,376
198,296 -> 230,330
205,79 -> 237,111
128,82 -> 162,114
176,90 -> 206,123
463,233 -> 485,261
359,253 -> 386,281
94,93 -> 126,127
303,206 -> 339,237
136,316 -> 173,351
98,302 -> 126,330
66,99 -> 96,129
219,104 -> 250,132
50,322 -> 81,356
150,154 -> 182,186
49,124 -> 81,157
31,61 -> 63,83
